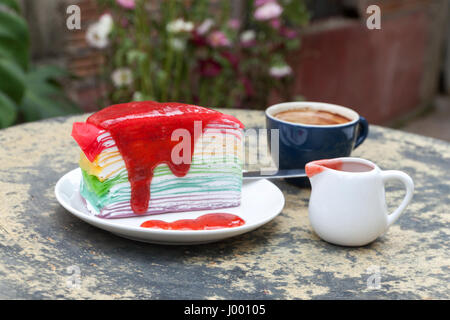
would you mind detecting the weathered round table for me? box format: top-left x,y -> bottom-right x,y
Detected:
0,110 -> 448,299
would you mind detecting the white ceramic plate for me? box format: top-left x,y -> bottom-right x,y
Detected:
55,169 -> 285,245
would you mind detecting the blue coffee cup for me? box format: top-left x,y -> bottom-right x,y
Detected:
265,102 -> 369,186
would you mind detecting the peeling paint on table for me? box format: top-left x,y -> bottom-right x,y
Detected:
0,110 -> 449,299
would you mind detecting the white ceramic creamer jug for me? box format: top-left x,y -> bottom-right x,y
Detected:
305,157 -> 414,246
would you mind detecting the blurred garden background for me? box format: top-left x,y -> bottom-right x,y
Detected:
1,0 -> 449,140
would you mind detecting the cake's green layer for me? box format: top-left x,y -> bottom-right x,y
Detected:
82,169 -> 127,197
80,155 -> 243,213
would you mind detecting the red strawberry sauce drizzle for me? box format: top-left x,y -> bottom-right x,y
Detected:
140,213 -> 245,230
72,101 -> 243,214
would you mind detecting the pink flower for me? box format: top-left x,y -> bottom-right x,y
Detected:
191,31 -> 208,47
254,2 -> 283,21
221,51 -> 240,71
116,0 -> 135,9
199,59 -> 222,77
280,27 -> 298,39
270,18 -> 281,30
208,31 -> 231,48
241,76 -> 255,97
197,19 -> 214,35
121,17 -> 129,28
228,19 -> 241,30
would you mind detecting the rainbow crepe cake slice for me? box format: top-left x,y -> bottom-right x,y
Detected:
72,101 -> 244,219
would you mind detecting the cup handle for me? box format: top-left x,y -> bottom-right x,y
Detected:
354,116 -> 369,149
381,170 -> 414,227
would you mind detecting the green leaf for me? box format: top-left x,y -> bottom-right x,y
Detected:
0,9 -> 29,46
286,39 -> 300,51
0,36 -> 29,70
18,65 -> 80,122
28,65 -> 71,81
18,90 -> 48,122
126,50 -> 148,65
24,75 -> 62,97
0,0 -> 21,13
0,91 -> 18,128
21,65 -> 67,98
19,88 -> 79,122
0,58 -> 26,103
282,0 -> 309,26
0,9 -> 29,70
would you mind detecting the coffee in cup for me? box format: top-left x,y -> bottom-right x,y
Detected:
274,108 -> 352,126
265,102 -> 369,187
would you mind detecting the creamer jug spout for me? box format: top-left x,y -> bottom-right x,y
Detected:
305,159 -> 343,183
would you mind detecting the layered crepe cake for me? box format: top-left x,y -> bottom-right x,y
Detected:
72,101 -> 244,219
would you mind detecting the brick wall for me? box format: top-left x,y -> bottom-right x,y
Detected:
270,0 -> 448,124
22,0 -> 105,111
64,0 -> 105,111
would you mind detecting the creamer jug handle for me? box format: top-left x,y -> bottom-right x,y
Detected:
381,170 -> 414,227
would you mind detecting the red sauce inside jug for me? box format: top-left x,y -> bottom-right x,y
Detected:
305,159 -> 343,177
305,159 -> 374,177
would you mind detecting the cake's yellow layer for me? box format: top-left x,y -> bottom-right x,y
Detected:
79,151 -> 123,182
